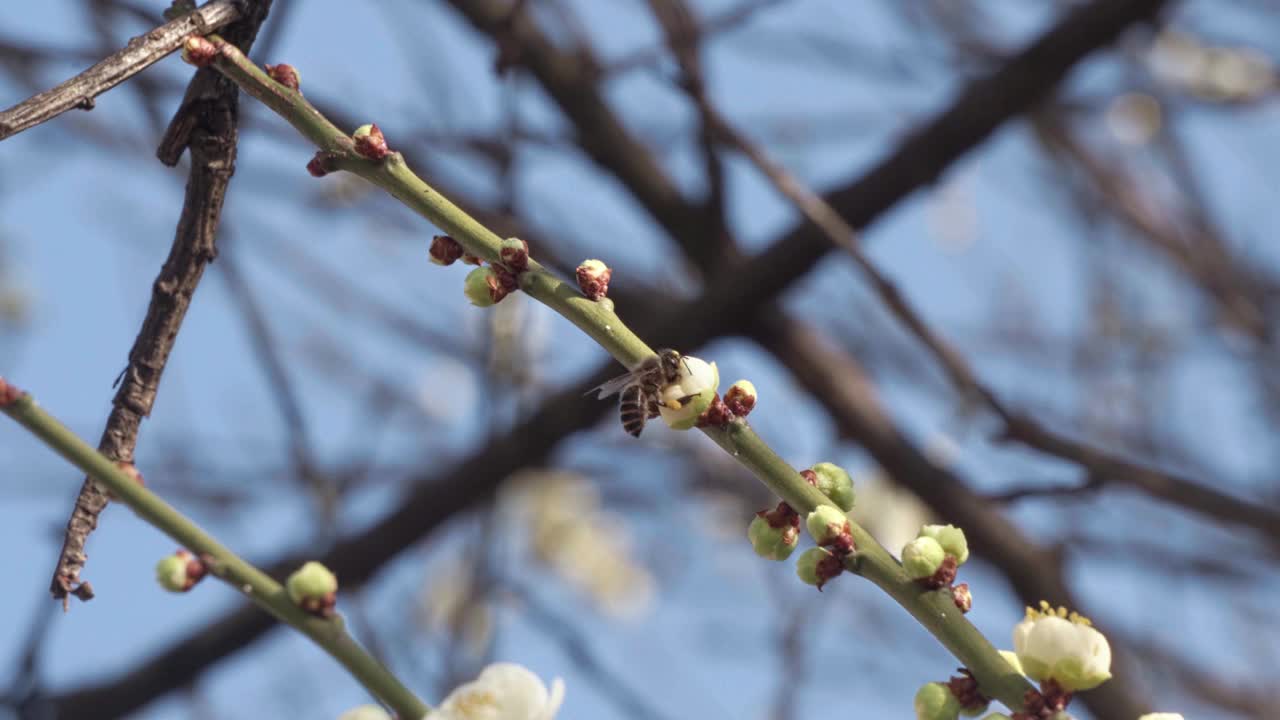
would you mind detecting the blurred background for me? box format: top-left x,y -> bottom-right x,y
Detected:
1,0 -> 1278,718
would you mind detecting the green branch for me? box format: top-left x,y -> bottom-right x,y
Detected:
0,381 -> 428,720
200,34 -> 1034,709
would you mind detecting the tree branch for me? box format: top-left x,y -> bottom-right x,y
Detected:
0,0 -> 241,141
49,0 -> 273,606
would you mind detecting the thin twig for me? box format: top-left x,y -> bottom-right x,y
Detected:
0,379 -> 429,719
49,0 -> 273,606
0,0 -> 241,141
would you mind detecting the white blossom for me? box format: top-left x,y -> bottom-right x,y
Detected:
1012,602 -> 1111,692
434,662 -> 564,720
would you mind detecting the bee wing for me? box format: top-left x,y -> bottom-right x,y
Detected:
587,372 -> 636,399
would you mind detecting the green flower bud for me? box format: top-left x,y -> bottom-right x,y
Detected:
155,554 -> 189,593
154,549 -> 205,593
795,547 -> 842,590
657,356 -> 719,430
464,266 -> 504,307
286,561 -> 338,617
805,505 -> 849,546
919,524 -> 969,565
913,682 -> 961,720
810,462 -> 855,511
748,514 -> 798,561
902,536 -> 946,580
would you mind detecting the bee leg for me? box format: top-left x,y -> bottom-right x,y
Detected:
644,395 -> 662,419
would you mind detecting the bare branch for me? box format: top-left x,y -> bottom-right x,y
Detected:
49,0 -> 273,606
0,0 -> 241,141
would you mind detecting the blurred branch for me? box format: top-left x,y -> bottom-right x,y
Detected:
998,414 -> 1280,547
701,74 -> 1280,548
445,0 -> 726,271
218,245 -> 335,526
1033,111 -> 1273,341
605,0 -> 783,77
0,0 -> 241,141
509,580 -> 676,720
48,0 -> 273,608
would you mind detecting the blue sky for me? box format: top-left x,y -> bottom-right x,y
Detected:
2,1 -> 1279,718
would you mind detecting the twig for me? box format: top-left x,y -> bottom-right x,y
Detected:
202,34 -> 1036,707
0,379 -> 430,719
748,314 -> 1156,720
48,0 -> 273,607
0,0 -> 241,141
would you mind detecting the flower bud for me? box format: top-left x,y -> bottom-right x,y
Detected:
264,63 -> 300,91
748,514 -> 798,561
809,462 -> 855,512
464,266 -> 512,307
658,356 -> 719,430
723,380 -> 757,417
694,394 -> 732,428
181,36 -> 218,67
902,536 -> 946,580
499,237 -> 529,273
429,235 -> 465,266
805,505 -> 849,546
306,151 -> 337,177
576,259 -> 611,300
919,524 -> 969,565
913,682 -> 961,720
286,561 -> 338,617
352,123 -> 389,160
795,547 -> 843,590
155,549 -> 206,593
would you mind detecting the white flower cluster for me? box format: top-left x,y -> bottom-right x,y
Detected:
500,470 -> 654,618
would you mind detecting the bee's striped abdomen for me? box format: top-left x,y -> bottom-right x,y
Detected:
619,383 -> 647,437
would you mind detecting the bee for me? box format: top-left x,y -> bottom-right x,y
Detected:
591,349 -> 690,437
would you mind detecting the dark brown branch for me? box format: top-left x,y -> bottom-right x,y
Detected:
48,0 -> 273,606
0,0 -> 241,141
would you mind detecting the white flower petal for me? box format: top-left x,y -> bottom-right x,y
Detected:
437,662 -> 563,720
